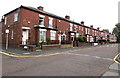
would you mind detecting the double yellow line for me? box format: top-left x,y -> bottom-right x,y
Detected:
114,53 -> 120,64
0,51 -> 64,58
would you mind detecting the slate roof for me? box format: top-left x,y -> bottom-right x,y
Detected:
4,5 -> 100,31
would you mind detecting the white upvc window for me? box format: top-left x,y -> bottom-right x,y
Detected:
90,36 -> 94,42
4,17 -> 7,25
88,29 -> 90,34
92,30 -> 94,35
87,35 -> 89,42
39,29 -> 46,42
76,33 -> 79,37
70,23 -> 73,31
39,15 -> 45,27
74,25 -> 77,31
95,31 -> 97,36
79,26 -> 81,30
82,27 -> 84,31
11,30 -> 14,39
14,13 -> 18,22
85,28 -> 88,34
49,17 -> 53,28
50,30 -> 56,40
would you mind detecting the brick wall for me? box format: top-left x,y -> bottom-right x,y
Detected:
2,6 -> 113,48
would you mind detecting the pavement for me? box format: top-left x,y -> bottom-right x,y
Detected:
1,45 -> 93,56
101,62 -> 120,78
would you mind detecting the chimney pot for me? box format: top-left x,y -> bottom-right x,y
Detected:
90,25 -> 93,28
37,6 -> 43,11
1,16 -> 4,22
81,21 -> 84,25
97,27 -> 99,30
65,15 -> 70,20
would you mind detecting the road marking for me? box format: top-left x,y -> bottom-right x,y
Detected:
66,53 -> 113,61
93,56 -> 101,58
114,53 -> 120,64
0,51 -> 65,58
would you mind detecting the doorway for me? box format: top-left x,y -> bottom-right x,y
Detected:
22,29 -> 28,45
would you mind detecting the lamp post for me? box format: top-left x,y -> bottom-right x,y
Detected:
5,29 -> 9,50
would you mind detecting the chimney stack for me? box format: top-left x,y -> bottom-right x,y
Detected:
65,15 -> 70,20
97,27 -> 99,30
81,21 -> 84,25
1,16 -> 4,22
90,25 -> 93,28
37,6 -> 43,11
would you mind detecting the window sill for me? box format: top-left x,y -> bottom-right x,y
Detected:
39,25 -> 45,27
48,26 -> 53,28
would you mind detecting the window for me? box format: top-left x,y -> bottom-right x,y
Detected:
82,27 -> 84,31
14,13 -> 18,22
95,31 -> 96,36
90,36 -> 94,42
87,35 -> 89,42
79,26 -> 81,30
39,15 -> 45,26
4,17 -> 7,25
70,23 -> 73,31
74,25 -> 77,31
50,30 -> 56,40
88,29 -> 90,34
40,29 -> 46,42
92,30 -> 94,35
85,28 -> 88,34
11,30 -> 14,39
76,33 -> 79,37
39,17 -> 44,25
49,17 -> 53,28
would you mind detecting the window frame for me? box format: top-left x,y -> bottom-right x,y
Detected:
85,28 -> 88,34
50,30 -> 56,40
39,29 -> 46,42
39,15 -> 45,27
14,13 -> 18,22
70,23 -> 73,31
49,17 -> 53,28
4,17 -> 7,25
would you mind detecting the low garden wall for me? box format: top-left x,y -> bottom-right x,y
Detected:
42,44 -> 61,50
73,41 -> 92,47
61,44 -> 73,48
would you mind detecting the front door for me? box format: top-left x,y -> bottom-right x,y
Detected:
22,29 -> 28,45
58,34 -> 61,44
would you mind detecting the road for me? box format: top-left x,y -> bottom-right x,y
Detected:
2,44 -> 118,76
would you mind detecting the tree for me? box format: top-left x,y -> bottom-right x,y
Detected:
112,27 -> 119,37
112,23 -> 120,42
102,29 -> 109,33
76,36 -> 86,42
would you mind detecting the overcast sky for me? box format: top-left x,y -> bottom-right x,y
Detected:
0,0 -> 119,32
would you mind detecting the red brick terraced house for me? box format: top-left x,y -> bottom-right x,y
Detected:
1,5 -> 116,50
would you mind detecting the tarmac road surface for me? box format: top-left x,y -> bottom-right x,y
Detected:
2,44 -> 119,76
